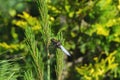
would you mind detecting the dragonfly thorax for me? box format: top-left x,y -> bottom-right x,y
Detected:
51,39 -> 61,47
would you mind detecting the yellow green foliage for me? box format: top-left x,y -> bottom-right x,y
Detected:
85,17 -> 120,42
0,42 -> 24,52
95,23 -> 109,37
118,0 -> 120,10
76,51 -> 118,80
12,12 -> 41,32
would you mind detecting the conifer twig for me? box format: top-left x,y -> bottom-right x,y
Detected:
34,0 -> 51,80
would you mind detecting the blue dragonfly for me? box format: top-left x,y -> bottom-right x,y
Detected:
51,39 -> 71,56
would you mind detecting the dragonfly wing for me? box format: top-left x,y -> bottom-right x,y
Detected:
59,45 -> 71,56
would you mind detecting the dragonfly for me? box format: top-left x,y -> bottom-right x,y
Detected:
51,39 -> 71,56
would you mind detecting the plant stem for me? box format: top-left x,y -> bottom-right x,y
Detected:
47,54 -> 50,80
34,0 -> 51,80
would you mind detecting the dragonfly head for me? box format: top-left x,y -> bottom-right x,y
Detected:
51,38 -> 61,48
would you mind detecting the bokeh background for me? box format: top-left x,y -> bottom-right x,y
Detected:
0,0 -> 120,80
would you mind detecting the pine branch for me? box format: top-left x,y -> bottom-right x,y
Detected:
34,0 -> 51,80
0,60 -> 20,80
55,32 -> 65,80
25,27 -> 44,80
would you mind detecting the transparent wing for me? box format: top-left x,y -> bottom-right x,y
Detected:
59,45 -> 71,56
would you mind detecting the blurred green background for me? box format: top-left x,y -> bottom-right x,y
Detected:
0,0 -> 120,80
